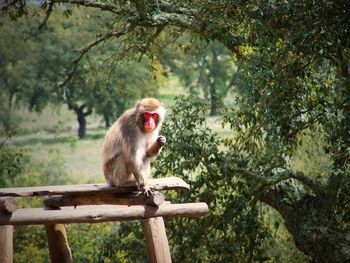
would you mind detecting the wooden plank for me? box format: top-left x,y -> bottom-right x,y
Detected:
44,191 -> 166,208
142,217 -> 172,263
0,177 -> 190,197
0,203 -> 209,225
0,225 -> 13,263
45,224 -> 72,263
0,197 -> 18,213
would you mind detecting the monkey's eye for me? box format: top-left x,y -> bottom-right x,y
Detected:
143,112 -> 158,120
144,112 -> 152,119
151,113 -> 159,120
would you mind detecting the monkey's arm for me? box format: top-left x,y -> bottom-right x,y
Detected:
146,136 -> 166,158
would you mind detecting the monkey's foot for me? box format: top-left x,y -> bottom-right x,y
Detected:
143,186 -> 155,198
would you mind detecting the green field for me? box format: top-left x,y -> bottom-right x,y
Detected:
9,79 -> 232,184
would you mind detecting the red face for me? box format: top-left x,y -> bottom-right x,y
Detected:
143,111 -> 159,132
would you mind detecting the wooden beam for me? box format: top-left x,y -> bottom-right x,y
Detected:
142,217 -> 172,263
44,191 -> 165,208
0,177 -> 190,197
45,224 -> 72,263
0,225 -> 13,263
0,197 -> 18,213
0,203 -> 209,225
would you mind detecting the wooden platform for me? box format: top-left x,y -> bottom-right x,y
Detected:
0,177 -> 190,197
0,177 -> 208,263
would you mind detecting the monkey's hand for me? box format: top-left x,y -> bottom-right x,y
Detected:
156,135 -> 167,147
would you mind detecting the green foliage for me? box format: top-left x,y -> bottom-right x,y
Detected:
69,54 -> 158,127
14,225 -> 49,263
0,6 -> 159,138
0,143 -> 24,187
0,116 -> 24,187
152,97 -> 270,262
0,143 -> 74,263
0,14 -> 65,112
3,0 -> 350,260
262,208 -> 310,262
160,39 -> 237,115
95,222 -> 147,262
15,155 -> 71,187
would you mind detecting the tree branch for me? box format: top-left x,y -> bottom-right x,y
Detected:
135,12 -> 193,29
135,12 -> 241,51
53,0 -> 123,14
286,169 -> 323,193
83,105 -> 93,117
59,29 -> 128,88
255,168 -> 323,194
157,0 -> 196,15
39,0 -> 54,31
326,171 -> 348,210
138,25 -> 165,61
129,0 -> 150,20
234,166 -> 323,195
226,66 -> 240,92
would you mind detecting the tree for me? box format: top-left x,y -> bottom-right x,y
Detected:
0,6 -> 158,138
154,97 -> 271,262
0,15 -> 63,112
66,55 -> 158,138
223,2 -> 350,261
160,40 -> 237,116
3,0 -> 350,261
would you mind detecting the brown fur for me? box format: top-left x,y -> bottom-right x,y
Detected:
139,98 -> 161,111
101,98 -> 166,192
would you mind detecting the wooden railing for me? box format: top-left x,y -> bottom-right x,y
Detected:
0,177 -> 209,263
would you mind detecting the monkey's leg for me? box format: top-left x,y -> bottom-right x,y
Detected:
136,176 -> 154,198
128,162 -> 154,197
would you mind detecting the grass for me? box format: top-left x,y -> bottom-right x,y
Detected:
8,76 -> 233,183
7,79 -> 184,182
20,135 -> 105,183
158,76 -> 186,107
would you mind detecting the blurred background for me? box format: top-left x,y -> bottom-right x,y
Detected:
1,1 -> 349,262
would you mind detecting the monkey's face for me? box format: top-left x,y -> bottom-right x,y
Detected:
143,111 -> 159,132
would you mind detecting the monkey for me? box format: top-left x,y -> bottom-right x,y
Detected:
101,98 -> 166,197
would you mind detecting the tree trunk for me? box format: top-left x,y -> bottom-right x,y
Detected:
103,112 -> 111,128
209,81 -> 218,116
209,44 -> 219,116
8,92 -> 15,110
258,183 -> 350,262
69,104 -> 93,139
76,109 -> 86,139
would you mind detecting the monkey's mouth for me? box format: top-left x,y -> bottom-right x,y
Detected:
145,122 -> 155,132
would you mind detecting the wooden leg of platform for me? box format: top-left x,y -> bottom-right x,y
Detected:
0,225 -> 13,263
142,217 -> 172,263
45,224 -> 72,263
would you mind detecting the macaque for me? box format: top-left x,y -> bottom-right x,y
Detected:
101,98 -> 166,196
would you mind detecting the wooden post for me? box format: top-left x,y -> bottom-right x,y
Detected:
0,197 -> 16,263
142,217 -> 172,263
45,224 -> 72,263
0,225 -> 13,263
44,205 -> 72,263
